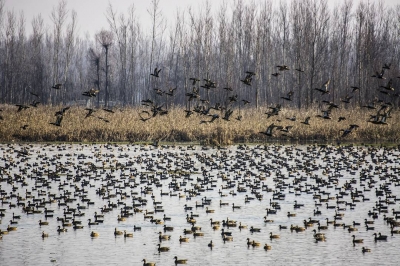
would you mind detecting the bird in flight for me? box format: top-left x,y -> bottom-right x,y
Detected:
340,124 -> 359,137
189,78 -> 200,86
85,108 -> 96,118
52,83 -> 62,89
30,100 -> 40,107
260,123 -> 279,137
50,114 -> 63,127
277,65 -> 290,71
371,69 -> 385,79
271,72 -> 280,77
241,71 -> 255,86
301,117 -> 311,125
150,68 -> 161,78
314,79 -> 330,95
380,79 -> 394,91
281,91 -> 294,101
16,104 -> 30,112
82,88 -> 99,97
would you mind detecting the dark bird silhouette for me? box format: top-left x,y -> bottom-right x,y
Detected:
186,87 -> 200,101
222,109 -> 233,121
281,91 -> 294,101
340,95 -> 353,104
189,78 -> 200,86
316,110 -> 332,120
373,232 -> 388,241
150,67 -> 161,78
242,99 -> 250,105
208,114 -> 220,123
383,63 -> 391,70
30,100 -> 40,107
351,86 -> 360,92
228,94 -> 238,103
371,69 -> 385,79
29,92 -> 39,97
314,79 -> 330,95
362,101 -> 377,110
103,108 -> 115,113
139,111 -> 151,122
368,114 -> 388,125
184,109 -> 193,118
151,104 -> 168,117
202,78 -> 217,89
301,117 -> 311,125
266,104 -> 281,118
210,102 -> 222,111
277,65 -> 290,71
380,79 -> 394,91
287,116 -> 296,121
16,104 -> 30,112
200,99 -> 210,105
141,99 -> 154,106
50,115 -> 63,127
194,105 -> 208,115
377,102 -> 393,117
201,113 -> 219,124
280,126 -> 293,133
97,116 -> 110,123
154,88 -> 164,95
295,68 -> 304,73
340,124 -> 359,137
85,108 -> 96,118
271,72 -> 280,77
322,101 -> 339,109
55,107 -> 70,116
165,88 -> 176,96
20,124 -> 29,130
240,75 -> 253,86
52,83 -> 62,89
338,116 -> 346,122
260,124 -> 278,137
82,88 -> 99,97
245,71 -> 256,76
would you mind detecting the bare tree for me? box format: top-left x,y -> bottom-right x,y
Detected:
50,0 -> 68,104
62,10 -> 77,87
29,14 -> 45,101
96,30 -> 113,107
147,0 -> 165,97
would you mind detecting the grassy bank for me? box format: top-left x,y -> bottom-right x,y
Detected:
0,104 -> 398,144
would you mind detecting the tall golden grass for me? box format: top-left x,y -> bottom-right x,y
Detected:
0,104 -> 398,144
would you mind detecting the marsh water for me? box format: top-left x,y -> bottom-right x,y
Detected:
0,143 -> 399,266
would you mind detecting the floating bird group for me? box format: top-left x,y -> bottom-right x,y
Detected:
0,141 -> 399,264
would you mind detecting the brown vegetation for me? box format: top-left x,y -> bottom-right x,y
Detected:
1,105 -> 398,144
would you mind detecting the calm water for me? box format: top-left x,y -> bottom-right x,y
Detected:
0,143 -> 399,266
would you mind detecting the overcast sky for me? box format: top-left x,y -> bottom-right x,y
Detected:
4,0 -> 400,38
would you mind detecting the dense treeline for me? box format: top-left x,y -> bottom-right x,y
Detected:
0,0 -> 400,109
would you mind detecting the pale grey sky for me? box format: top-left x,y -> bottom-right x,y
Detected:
5,0 -> 219,37
4,0 -> 400,38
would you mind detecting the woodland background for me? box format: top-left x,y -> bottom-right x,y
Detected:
0,0 -> 399,110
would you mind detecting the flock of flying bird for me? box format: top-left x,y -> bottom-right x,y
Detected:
0,62 -> 397,142
3,86 -> 116,129
141,63 -> 398,141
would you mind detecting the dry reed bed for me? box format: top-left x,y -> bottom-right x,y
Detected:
0,105 -> 399,144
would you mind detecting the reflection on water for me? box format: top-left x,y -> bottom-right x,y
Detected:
0,143 -> 399,265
